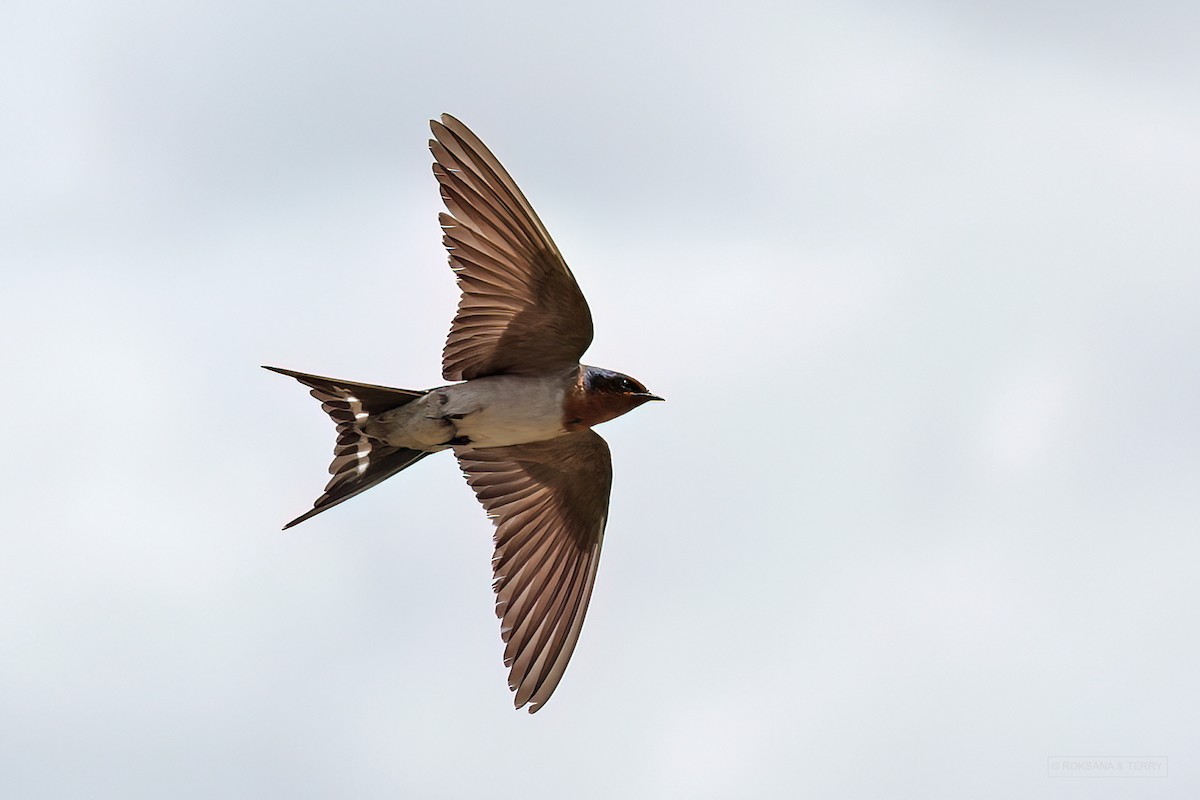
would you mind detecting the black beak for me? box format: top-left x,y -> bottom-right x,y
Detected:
635,393 -> 665,402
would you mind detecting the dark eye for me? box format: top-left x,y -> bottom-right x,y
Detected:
619,378 -> 634,392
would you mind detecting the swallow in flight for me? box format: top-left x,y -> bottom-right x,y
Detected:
265,114 -> 662,712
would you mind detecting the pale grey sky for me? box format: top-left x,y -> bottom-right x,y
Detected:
2,1 -> 1198,798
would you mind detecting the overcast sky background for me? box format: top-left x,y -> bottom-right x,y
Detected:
2,1 -> 1198,797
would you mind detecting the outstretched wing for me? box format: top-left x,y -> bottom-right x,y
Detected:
455,430 -> 612,712
431,114 -> 593,381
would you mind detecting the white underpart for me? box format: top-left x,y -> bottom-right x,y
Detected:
439,376 -> 568,449
368,375 -> 570,451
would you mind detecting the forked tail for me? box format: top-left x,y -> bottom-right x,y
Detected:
263,366 -> 433,529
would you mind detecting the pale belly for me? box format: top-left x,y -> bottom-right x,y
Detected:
367,375 -> 569,451
443,375 -> 570,448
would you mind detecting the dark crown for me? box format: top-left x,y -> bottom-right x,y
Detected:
583,367 -> 649,396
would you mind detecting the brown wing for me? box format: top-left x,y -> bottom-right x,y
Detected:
456,430 -> 612,713
431,114 -> 593,381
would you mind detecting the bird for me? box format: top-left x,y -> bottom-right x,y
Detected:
264,114 -> 662,713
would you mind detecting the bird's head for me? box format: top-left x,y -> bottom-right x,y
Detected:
564,366 -> 664,429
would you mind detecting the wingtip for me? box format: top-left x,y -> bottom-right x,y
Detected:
433,113 -> 472,142
513,697 -> 541,714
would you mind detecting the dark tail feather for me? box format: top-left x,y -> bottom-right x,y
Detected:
281,447 -> 432,530
263,366 -> 433,529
